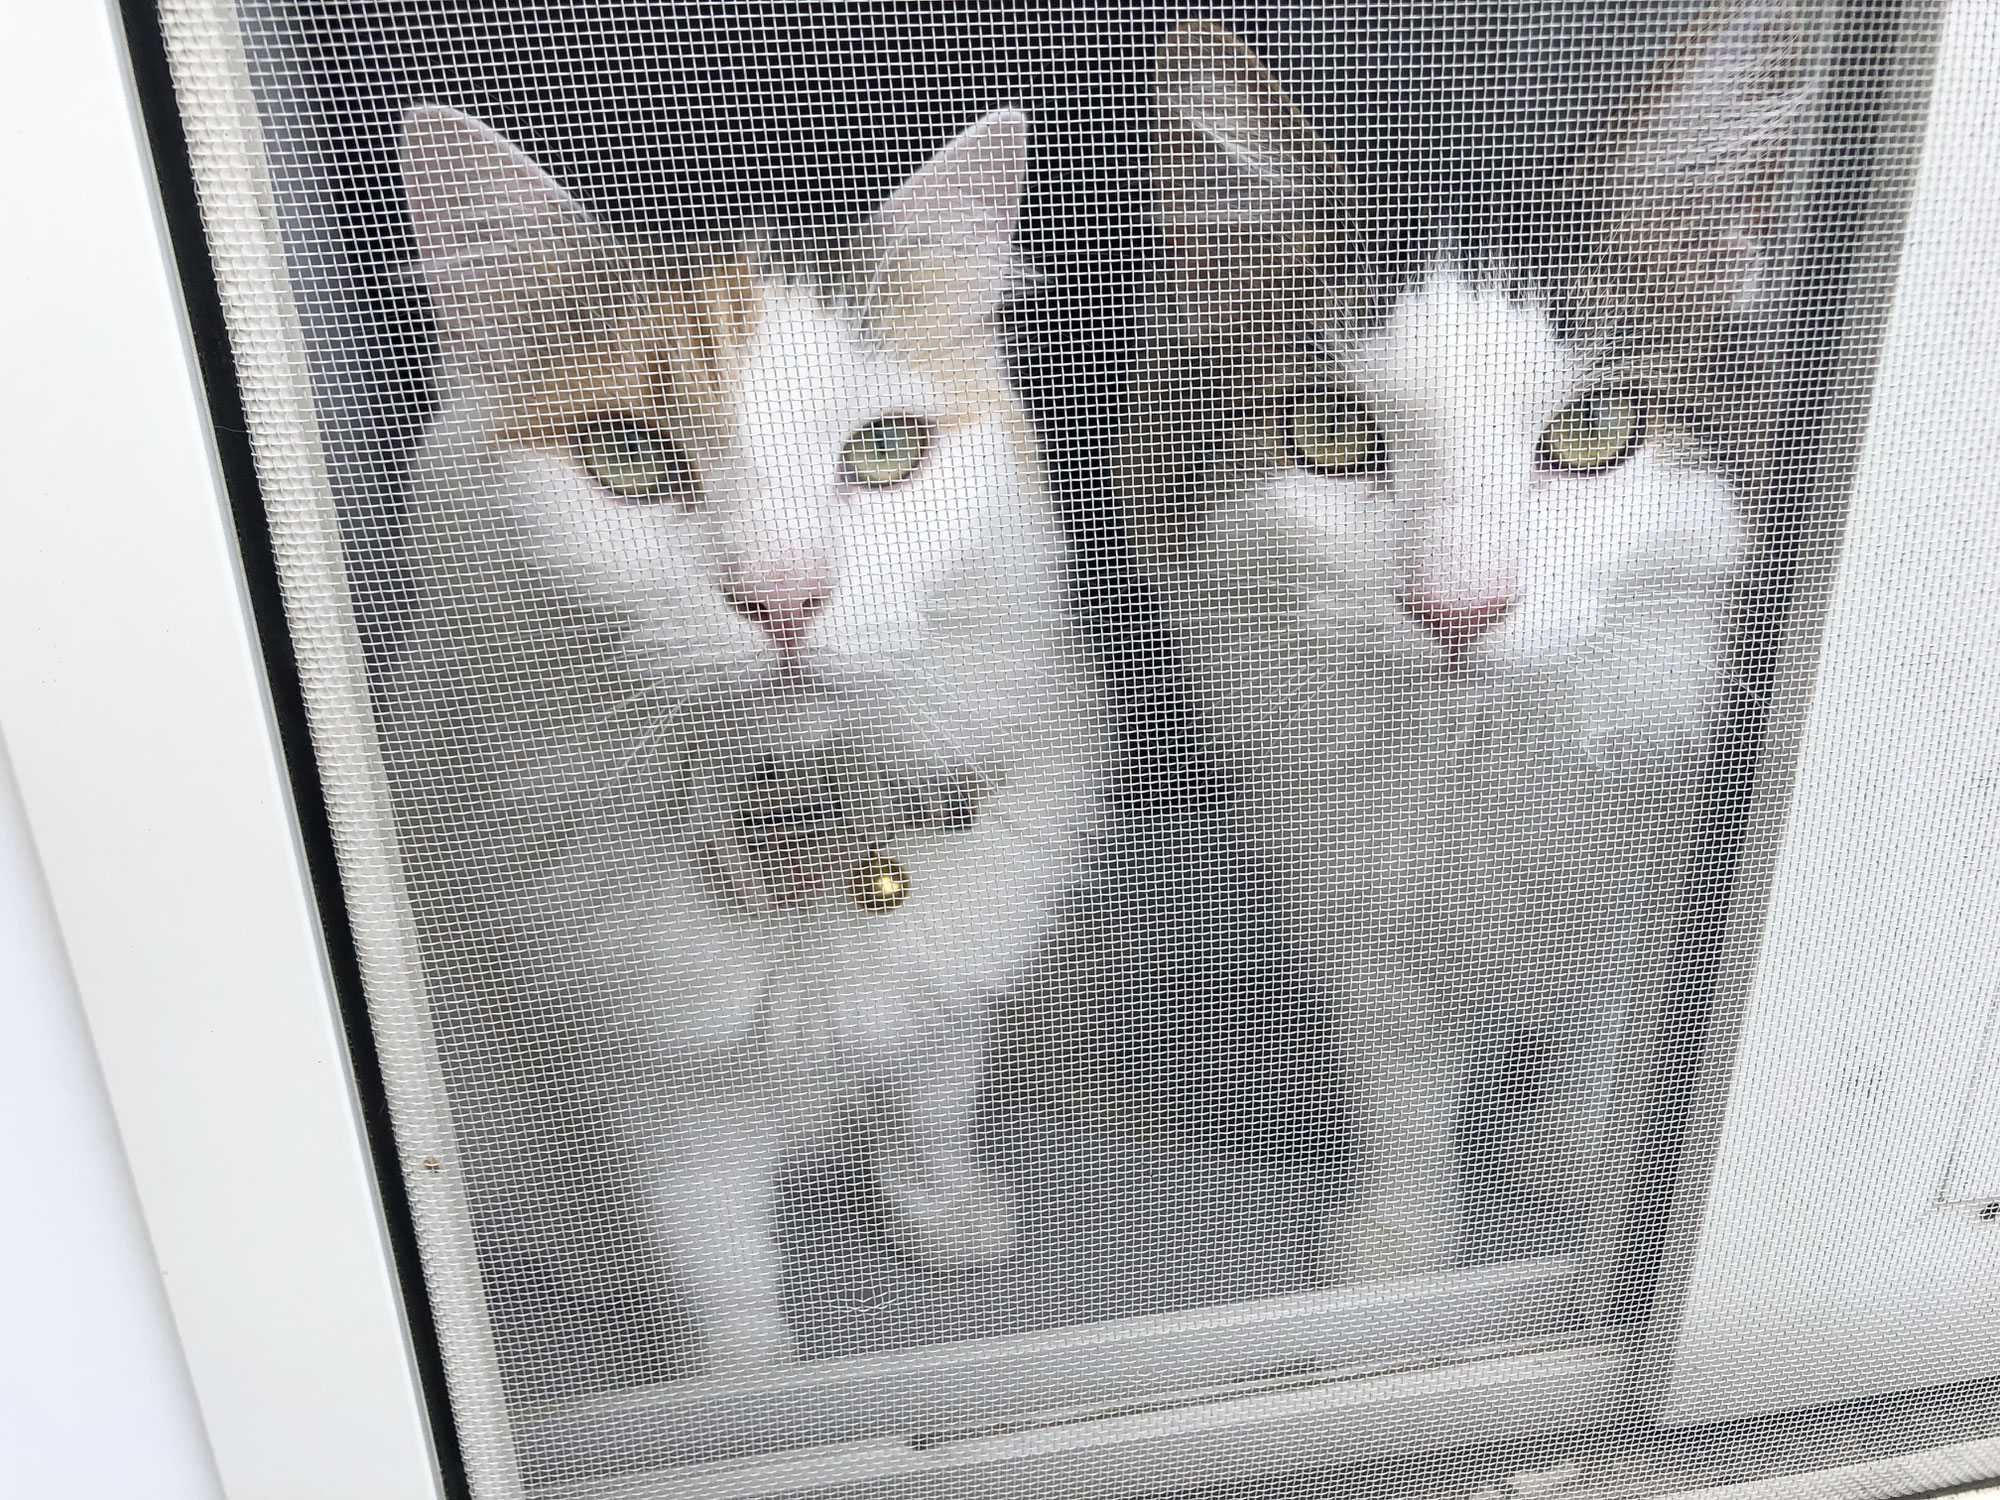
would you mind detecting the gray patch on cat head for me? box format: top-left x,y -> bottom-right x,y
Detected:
1150,22 -> 1354,348
1131,0 -> 1817,574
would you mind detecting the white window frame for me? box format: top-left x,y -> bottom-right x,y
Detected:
0,2 -> 440,1498
1655,0 -> 2000,1428
2,0 -> 1995,1497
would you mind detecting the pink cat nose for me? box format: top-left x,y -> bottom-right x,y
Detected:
724,568 -> 831,653
1399,590 -> 1515,656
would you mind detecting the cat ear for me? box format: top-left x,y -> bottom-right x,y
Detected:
400,105 -> 603,368
862,109 -> 1027,332
1152,23 -> 1345,342
1578,0 -> 1816,325
1154,23 -> 1337,231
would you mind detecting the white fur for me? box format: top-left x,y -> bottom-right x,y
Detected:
1165,269 -> 1746,1281
478,286 -> 1034,686
1148,5 -> 1811,1284
395,107 -> 1098,1368
1247,272 -> 1744,763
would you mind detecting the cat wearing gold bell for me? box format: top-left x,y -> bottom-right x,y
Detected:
390,103 -> 1101,1370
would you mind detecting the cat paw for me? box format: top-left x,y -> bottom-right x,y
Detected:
883,1171 -> 1019,1272
1318,1191 -> 1461,1286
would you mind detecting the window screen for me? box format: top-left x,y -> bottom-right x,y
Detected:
140,1 -> 1995,1496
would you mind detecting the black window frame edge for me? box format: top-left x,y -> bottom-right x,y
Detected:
112,4 -> 471,1495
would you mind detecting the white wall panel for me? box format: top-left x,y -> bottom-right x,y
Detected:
0,1 -> 441,1494
1661,0 -> 2000,1426
0,734 -> 222,1500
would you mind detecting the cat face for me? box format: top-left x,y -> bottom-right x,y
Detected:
1148,1 -> 1811,683
1259,269 -> 1745,672
400,106 -> 1041,687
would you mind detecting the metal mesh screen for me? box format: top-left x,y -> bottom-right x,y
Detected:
145,1 -> 1997,1496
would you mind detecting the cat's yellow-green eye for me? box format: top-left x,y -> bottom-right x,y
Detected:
576,418 -> 696,504
1288,387 -> 1386,478
1538,389 -> 1651,474
842,415 -> 934,488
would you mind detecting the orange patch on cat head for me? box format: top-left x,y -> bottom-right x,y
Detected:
496,249 -> 764,465
855,254 -> 1023,436
492,246 -> 1037,491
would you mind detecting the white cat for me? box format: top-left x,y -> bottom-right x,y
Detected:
393,105 -> 1100,1370
1139,1 -> 1811,1281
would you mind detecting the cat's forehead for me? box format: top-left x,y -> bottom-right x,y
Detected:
744,285 -> 883,382
738,285 -> 938,415
1337,267 -> 1585,415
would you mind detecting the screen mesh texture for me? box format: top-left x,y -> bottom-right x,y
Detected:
146,2 -> 1994,1497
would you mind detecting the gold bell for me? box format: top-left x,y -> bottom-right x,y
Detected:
851,849 -> 911,913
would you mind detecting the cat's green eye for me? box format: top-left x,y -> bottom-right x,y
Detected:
1538,389 -> 1650,474
576,418 -> 696,504
842,415 -> 934,488
1288,387 -> 1386,478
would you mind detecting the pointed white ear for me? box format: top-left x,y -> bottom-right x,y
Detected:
1584,0 -> 1816,319
399,105 -> 603,369
862,109 -> 1027,326
401,105 -> 595,270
